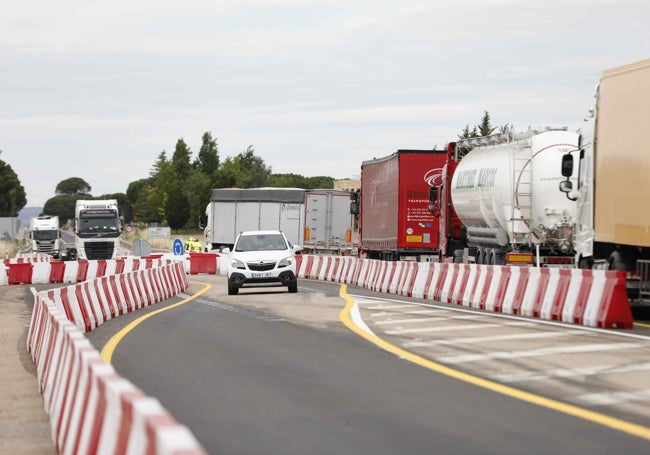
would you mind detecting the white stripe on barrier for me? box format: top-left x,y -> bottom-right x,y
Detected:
484,266 -> 504,312
31,262 -> 50,284
540,268 -> 562,320
411,262 -> 431,299
0,262 -> 7,285
562,269 -> 585,323
520,267 -> 541,317
460,264 -> 477,307
439,263 -> 456,303
63,261 -> 79,284
582,270 -> 607,327
95,377 -> 137,455
501,266 -> 521,314
387,261 -> 402,294
467,265 -> 486,309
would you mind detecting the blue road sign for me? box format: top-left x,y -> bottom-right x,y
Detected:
173,238 -> 184,255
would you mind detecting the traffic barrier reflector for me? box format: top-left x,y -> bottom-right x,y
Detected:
189,252 -> 218,275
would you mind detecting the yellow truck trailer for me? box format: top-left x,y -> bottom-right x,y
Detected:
560,58 -> 650,288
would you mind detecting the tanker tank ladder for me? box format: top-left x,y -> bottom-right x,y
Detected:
511,141 -> 535,249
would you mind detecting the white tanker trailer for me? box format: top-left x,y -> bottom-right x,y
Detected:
450,128 -> 580,265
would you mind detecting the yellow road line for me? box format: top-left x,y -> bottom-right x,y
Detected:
338,284 -> 650,441
100,282 -> 212,364
635,321 -> 650,329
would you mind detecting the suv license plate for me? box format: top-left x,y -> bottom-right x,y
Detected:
252,272 -> 273,278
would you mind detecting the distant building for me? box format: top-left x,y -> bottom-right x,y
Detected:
334,178 -> 360,193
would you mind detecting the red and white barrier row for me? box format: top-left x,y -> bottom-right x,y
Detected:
27,260 -> 207,454
1,252 -> 222,286
296,256 -> 634,329
9,252 -> 53,262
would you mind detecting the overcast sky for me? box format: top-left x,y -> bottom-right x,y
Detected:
1,0 -> 649,207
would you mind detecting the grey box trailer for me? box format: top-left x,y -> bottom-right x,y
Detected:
303,189 -> 355,254
204,188 -> 306,250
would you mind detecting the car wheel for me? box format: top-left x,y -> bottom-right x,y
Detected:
288,283 -> 298,293
228,282 -> 239,295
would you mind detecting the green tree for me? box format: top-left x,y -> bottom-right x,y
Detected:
458,124 -> 479,139
214,146 -> 270,188
305,176 -> 334,189
42,195 -> 79,226
476,111 -> 496,137
55,177 -> 91,196
133,186 -> 162,224
458,111 -> 510,139
150,151 -> 169,180
172,138 -> 192,181
151,164 -> 178,224
165,179 -> 190,231
185,168 -> 211,229
213,157 -> 241,188
126,179 -> 149,223
0,155 -> 27,216
195,132 -> 219,176
268,173 -> 306,188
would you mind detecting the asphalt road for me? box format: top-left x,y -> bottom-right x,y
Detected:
85,277 -> 650,455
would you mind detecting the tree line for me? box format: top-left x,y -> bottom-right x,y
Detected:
1,113 -> 506,229
1,133 -> 334,230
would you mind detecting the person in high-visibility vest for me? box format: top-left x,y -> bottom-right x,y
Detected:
185,237 -> 201,253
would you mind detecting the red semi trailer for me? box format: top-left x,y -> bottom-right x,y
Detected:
356,149 -> 447,261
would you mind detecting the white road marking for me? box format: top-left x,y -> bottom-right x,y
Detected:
492,362 -> 650,383
385,321 -> 535,335
575,389 -> 650,406
365,304 -> 415,310
347,293 -> 650,342
369,309 -> 447,317
375,314 -> 483,325
438,342 -> 645,364
404,329 -> 585,347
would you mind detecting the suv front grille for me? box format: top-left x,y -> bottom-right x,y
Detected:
248,261 -> 276,271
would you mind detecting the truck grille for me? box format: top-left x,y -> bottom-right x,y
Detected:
37,242 -> 55,254
247,261 -> 276,271
84,241 -> 115,260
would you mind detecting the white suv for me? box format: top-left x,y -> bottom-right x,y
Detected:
226,230 -> 300,295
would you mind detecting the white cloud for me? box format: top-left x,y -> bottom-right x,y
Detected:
1,1 -> 649,206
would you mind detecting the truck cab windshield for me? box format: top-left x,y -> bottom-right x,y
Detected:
32,230 -> 58,240
79,218 -> 119,234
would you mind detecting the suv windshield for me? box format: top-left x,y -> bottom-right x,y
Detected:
235,233 -> 287,252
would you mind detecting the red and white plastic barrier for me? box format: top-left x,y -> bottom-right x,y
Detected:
27,260 -> 207,454
295,255 -> 634,329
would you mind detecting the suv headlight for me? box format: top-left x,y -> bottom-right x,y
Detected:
278,256 -> 293,268
230,258 -> 246,270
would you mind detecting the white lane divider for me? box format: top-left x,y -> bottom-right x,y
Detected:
404,329 -> 585,348
492,362 -> 650,383
575,389 -> 650,406
385,321 -> 535,335
437,342 -> 646,364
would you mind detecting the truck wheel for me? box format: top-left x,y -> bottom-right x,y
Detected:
228,283 -> 239,295
288,283 -> 298,293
